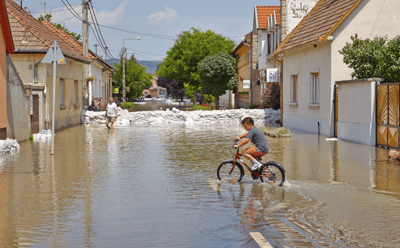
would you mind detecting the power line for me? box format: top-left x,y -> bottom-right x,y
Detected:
87,0 -> 113,59
126,48 -> 166,57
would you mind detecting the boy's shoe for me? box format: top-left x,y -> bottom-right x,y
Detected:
251,162 -> 262,171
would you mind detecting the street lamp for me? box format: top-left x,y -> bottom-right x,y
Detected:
122,37 -> 140,102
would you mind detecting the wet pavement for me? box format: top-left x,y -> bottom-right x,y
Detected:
1,124 -> 400,247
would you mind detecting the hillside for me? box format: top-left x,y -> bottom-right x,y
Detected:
107,59 -> 162,74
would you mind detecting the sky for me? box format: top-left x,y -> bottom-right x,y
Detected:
19,0 -> 280,61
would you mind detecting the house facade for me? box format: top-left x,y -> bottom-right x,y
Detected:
6,0 -> 91,132
276,0 -> 400,137
143,74 -> 167,98
253,6 -> 281,98
232,32 -> 252,108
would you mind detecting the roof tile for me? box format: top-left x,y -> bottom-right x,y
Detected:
5,0 -> 88,60
256,6 -> 281,29
277,0 -> 360,53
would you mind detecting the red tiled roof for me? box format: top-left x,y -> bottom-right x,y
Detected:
5,0 -> 89,61
0,0 -> 14,54
256,6 -> 280,29
42,21 -> 114,70
276,0 -> 361,54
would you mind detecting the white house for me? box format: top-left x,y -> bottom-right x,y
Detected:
276,0 -> 400,138
253,5 -> 281,95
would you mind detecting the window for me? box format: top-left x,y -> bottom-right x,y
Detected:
60,78 -> 65,106
310,73 -> 319,104
74,81 -> 78,105
290,75 -> 298,103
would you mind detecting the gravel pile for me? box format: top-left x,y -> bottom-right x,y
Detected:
0,138 -> 20,155
81,108 -> 281,126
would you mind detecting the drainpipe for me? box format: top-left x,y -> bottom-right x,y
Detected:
318,122 -> 320,136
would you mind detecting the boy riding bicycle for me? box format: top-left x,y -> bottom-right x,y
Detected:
234,117 -> 269,171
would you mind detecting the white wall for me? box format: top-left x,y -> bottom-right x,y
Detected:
90,62 -> 104,100
282,42 -> 332,136
337,80 -> 377,145
286,0 -> 319,33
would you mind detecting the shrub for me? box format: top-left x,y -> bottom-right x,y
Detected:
120,102 -> 134,109
261,83 -> 280,110
339,34 -> 400,83
193,104 -> 211,110
249,104 -> 259,109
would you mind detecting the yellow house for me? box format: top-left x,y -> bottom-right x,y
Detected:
232,32 -> 252,108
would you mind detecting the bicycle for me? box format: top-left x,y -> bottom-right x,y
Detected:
217,139 -> 286,186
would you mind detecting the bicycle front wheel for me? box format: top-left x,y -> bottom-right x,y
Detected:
217,161 -> 244,183
260,162 -> 285,186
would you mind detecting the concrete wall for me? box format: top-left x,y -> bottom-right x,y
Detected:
0,23 -> 7,139
336,79 -> 378,146
282,42 -> 332,135
6,56 -> 30,141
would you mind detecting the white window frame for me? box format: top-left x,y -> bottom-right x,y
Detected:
60,78 -> 65,106
290,73 -> 298,104
309,70 -> 320,105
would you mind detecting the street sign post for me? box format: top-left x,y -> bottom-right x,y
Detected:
42,41 -> 66,155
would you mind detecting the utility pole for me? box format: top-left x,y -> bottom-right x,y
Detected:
93,44 -> 99,55
41,0 -> 46,16
122,46 -> 126,102
82,0 -> 91,102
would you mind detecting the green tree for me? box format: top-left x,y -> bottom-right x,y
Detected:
339,34 -> 400,83
156,28 -> 236,101
113,56 -> 152,100
38,13 -> 81,41
198,52 -> 238,109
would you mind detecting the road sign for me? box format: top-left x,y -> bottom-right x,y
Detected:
42,41 -> 66,64
267,68 -> 279,83
42,41 -> 66,155
243,80 -> 250,89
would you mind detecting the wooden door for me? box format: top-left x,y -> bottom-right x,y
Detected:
31,95 -> 39,134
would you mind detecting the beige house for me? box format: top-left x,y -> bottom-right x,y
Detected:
276,0 -> 400,137
6,0 -> 91,132
142,74 -> 167,98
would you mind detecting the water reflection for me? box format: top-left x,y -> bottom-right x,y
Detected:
1,124 -> 400,247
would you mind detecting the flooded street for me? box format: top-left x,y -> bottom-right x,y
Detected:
1,124 -> 400,247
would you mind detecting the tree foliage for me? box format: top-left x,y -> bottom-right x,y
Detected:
156,77 -> 185,101
339,34 -> 400,83
156,28 -> 236,88
38,13 -> 82,41
198,52 -> 238,109
113,56 -> 152,100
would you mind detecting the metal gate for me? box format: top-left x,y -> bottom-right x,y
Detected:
31,95 -> 39,134
376,83 -> 400,148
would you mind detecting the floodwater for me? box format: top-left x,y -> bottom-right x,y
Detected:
1,124 -> 400,247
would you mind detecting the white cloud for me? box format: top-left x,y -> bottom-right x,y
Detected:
96,0 -> 129,24
48,1 -> 129,30
148,7 -> 178,23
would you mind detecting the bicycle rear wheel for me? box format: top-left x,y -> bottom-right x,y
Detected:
259,162 -> 285,186
217,161 -> 244,183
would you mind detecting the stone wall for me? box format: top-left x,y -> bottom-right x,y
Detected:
82,108 -> 281,126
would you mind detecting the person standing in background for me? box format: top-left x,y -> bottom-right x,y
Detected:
105,97 -> 118,131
